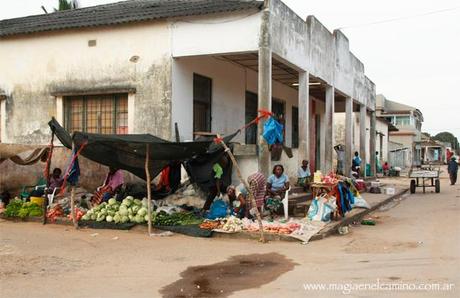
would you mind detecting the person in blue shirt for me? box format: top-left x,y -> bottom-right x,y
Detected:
352,151 -> 362,177
448,156 -> 458,185
265,164 -> 290,217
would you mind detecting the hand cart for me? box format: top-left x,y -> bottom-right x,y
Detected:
408,165 -> 440,194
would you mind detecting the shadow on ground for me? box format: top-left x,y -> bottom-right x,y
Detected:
160,252 -> 298,298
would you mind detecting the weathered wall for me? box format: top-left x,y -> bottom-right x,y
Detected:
0,21 -> 172,143
0,22 -> 172,191
0,147 -> 140,195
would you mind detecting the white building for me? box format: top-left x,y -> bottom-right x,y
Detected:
0,0 -> 378,190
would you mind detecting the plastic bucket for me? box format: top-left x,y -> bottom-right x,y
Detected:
30,197 -> 45,207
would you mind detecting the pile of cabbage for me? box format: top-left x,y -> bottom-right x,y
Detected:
81,196 -> 152,224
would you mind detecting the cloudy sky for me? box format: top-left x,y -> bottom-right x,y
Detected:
1,0 -> 459,139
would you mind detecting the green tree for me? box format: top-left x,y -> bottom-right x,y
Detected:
433,131 -> 460,153
54,0 -> 79,11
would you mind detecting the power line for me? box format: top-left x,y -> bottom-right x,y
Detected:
337,6 -> 460,30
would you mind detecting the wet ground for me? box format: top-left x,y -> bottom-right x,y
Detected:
160,253 -> 297,297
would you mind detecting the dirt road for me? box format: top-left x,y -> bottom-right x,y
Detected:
1,176 -> 459,297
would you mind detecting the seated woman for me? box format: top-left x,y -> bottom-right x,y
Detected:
223,185 -> 236,207
265,164 -> 290,217
48,168 -> 64,194
90,167 -> 124,207
297,160 -> 311,190
231,184 -> 247,219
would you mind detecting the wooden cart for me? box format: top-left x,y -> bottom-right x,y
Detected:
409,165 -> 440,194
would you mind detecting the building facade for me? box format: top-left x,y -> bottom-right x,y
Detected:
0,0 -> 378,190
376,94 -> 423,168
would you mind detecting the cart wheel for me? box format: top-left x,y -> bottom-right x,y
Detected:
435,179 -> 440,193
410,180 -> 416,194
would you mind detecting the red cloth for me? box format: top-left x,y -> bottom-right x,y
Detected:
157,166 -> 171,191
91,185 -> 112,206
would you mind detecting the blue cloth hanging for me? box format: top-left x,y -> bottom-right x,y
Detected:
67,149 -> 80,186
262,117 -> 284,145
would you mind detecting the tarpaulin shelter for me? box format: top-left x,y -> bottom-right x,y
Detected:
48,118 -> 236,182
0,143 -> 49,165
48,118 -> 238,234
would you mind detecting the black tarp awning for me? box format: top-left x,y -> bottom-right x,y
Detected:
48,118 -> 237,182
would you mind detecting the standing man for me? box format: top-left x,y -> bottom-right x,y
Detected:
448,156 -> 458,185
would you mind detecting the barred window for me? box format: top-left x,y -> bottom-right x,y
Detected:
64,94 -> 128,134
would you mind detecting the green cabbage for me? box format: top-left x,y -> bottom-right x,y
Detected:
132,206 -> 140,214
119,206 -> 128,216
137,207 -> 147,216
106,215 -> 113,222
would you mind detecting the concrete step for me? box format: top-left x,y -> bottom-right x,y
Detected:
287,191 -> 313,217
290,186 -> 307,194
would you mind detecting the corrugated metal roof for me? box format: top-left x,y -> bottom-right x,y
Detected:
0,0 -> 263,37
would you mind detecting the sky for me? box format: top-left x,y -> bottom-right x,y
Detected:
1,0 -> 459,139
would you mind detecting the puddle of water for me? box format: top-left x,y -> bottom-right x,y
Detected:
160,253 -> 297,298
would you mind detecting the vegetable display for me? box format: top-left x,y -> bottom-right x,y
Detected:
4,199 -> 43,218
67,207 -> 86,222
46,205 -> 64,222
153,211 -> 201,226
81,197 -> 153,224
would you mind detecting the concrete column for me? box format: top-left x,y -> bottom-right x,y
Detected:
359,104 -> 367,177
257,3 -> 272,177
324,85 -> 334,173
370,111 -> 377,177
345,97 -> 353,176
298,71 -> 310,165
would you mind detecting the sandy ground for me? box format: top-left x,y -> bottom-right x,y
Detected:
0,170 -> 459,298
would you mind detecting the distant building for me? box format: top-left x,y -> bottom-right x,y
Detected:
376,94 -> 424,168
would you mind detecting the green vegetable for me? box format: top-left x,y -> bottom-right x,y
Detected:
114,214 -> 121,223
108,198 -> 117,205
4,200 -> 42,218
119,206 -> 128,216
4,199 -> 23,217
137,207 -> 147,216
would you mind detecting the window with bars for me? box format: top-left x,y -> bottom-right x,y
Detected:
64,94 -> 128,134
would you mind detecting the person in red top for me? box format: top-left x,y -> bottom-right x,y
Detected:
382,162 -> 390,176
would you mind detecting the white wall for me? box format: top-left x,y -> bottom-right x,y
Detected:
172,11 -> 261,58
171,56 -> 299,145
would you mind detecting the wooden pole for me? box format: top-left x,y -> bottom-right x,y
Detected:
216,134 -> 265,243
174,122 -> 180,143
70,186 -> 77,228
43,132 -> 55,225
70,141 -> 78,229
145,144 -> 152,235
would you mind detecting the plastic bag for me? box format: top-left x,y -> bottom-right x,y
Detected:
206,199 -> 228,220
262,117 -> 284,145
351,194 -> 370,209
307,196 -> 336,222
